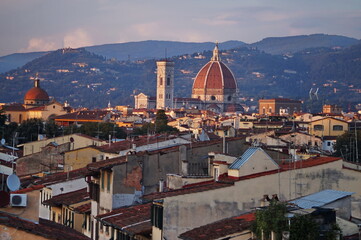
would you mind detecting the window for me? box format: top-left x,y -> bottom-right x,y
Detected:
167,76 -> 170,85
333,125 -> 343,131
101,172 -> 105,190
211,96 -> 216,100
107,171 -> 111,192
89,182 -> 100,201
227,96 -> 232,101
117,231 -> 131,240
151,203 -> 163,229
159,77 -> 163,86
159,94 -> 163,99
327,142 -> 331,146
314,125 -> 324,131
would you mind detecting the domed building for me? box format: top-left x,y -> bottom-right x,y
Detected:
24,78 -> 50,108
191,43 -> 239,112
134,43 -> 242,113
1,76 -> 69,124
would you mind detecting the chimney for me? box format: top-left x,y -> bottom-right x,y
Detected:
159,179 -> 164,192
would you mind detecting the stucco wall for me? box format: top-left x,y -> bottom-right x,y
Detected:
64,147 -> 100,171
161,159 -> 361,239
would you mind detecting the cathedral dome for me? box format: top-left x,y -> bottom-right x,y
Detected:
24,79 -> 49,106
192,61 -> 237,90
24,87 -> 49,101
192,43 -> 237,102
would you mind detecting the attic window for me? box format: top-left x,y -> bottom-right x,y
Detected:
314,125 -> 324,131
333,125 -> 343,131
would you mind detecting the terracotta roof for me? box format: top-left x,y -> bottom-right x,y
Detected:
42,188 -> 89,207
192,61 -> 237,90
33,167 -> 90,185
179,213 -> 254,240
259,98 -> 301,103
143,181 -> 233,201
279,156 -> 341,170
96,203 -> 152,236
54,110 -> 109,121
225,156 -> 342,181
12,184 -> 44,194
87,156 -> 127,171
94,135 -> 176,153
1,104 -> 27,111
0,212 -> 90,240
24,86 -> 49,101
73,202 -> 91,214
174,97 -> 202,103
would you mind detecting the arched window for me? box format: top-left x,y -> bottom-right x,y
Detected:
333,125 -> 343,131
167,76 -> 170,86
159,77 -> 163,86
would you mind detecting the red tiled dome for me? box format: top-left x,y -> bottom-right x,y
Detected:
192,61 -> 237,90
24,87 -> 49,101
24,78 -> 49,101
192,43 -> 237,95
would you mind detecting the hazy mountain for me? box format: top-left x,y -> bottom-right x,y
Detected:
0,51 -> 49,73
1,39 -> 360,111
0,41 -> 245,74
0,34 -> 358,74
250,34 -> 359,55
85,40 -> 245,61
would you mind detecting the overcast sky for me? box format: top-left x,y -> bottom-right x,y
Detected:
0,0 -> 360,56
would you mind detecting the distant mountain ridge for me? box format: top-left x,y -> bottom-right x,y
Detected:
85,40 -> 245,61
251,34 -> 359,55
1,40 -> 360,112
0,40 -> 245,74
0,34 -> 358,73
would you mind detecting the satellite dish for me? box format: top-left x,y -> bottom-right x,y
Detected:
7,174 -> 20,191
0,139 -> 5,145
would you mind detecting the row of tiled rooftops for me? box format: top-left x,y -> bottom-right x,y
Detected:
0,212 -> 90,240
11,155 -> 345,239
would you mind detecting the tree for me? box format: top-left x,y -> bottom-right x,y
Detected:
154,110 -> 178,134
252,201 -> 288,240
16,118 -> 44,143
78,122 -> 126,140
252,201 -> 320,240
0,108 -> 6,126
133,110 -> 178,135
44,119 -> 61,138
333,130 -> 361,162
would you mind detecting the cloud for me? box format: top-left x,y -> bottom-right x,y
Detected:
63,29 -> 93,48
21,37 -> 58,52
